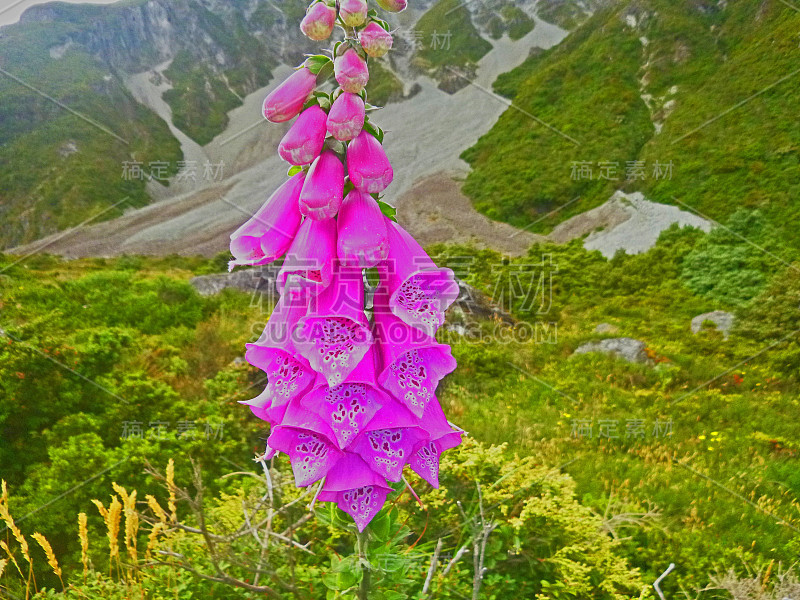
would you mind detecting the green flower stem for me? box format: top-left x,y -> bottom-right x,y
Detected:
356,528 -> 371,600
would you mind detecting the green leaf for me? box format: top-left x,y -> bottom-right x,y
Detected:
369,509 -> 392,541
363,118 -> 386,143
305,54 -> 332,75
287,165 -> 303,177
376,198 -> 397,222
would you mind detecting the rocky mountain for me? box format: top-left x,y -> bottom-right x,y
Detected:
1,0 -> 738,255
0,0 -> 477,249
0,0 -> 304,247
0,0 -> 569,251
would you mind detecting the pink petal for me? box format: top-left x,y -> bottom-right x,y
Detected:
383,218 -> 459,336
337,190 -> 389,268
277,216 -> 336,301
278,106 -> 328,165
299,151 -> 345,220
301,349 -> 387,449
373,292 -> 456,417
229,173 -> 304,270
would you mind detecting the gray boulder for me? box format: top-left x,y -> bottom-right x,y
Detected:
691,310 -> 734,340
190,265 -> 281,298
574,337 -> 650,364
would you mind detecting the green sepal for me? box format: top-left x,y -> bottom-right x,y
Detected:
287,165 -> 303,177
316,59 -> 335,83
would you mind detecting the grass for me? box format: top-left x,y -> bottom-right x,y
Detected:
429,230 -> 800,594
2,221 -> 800,595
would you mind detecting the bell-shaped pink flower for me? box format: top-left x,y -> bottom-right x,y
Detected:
334,48 -> 369,94
242,296 -> 316,425
351,398 -> 424,482
295,265 -> 374,387
300,348 -> 388,449
317,453 -> 392,531
339,0 -> 368,26
300,1 -> 336,41
346,129 -> 393,193
375,0 -> 407,12
299,150 -> 345,220
278,106 -> 328,165
358,22 -> 393,58
337,190 -> 389,268
269,401 -> 343,487
382,218 -> 459,336
327,92 -> 365,141
228,173 -> 304,271
263,67 -> 317,123
277,216 -> 336,301
408,399 -> 463,488
372,288 -> 457,418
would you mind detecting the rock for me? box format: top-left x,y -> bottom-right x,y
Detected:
594,322 -> 618,334
691,310 -> 734,339
191,267 -> 517,337
190,264 -> 281,298
444,280 -> 515,329
574,337 -> 650,364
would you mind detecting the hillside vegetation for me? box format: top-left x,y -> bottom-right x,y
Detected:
462,0 -> 800,254
2,219 -> 800,596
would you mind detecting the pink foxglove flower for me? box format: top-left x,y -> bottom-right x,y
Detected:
358,22 -> 393,58
375,0 -> 407,12
228,172 -> 304,270
372,288 -> 457,418
346,129 -> 393,193
269,401 -> 343,487
382,218 -> 459,335
337,190 -> 389,268
295,265 -> 374,387
408,400 -> 464,487
300,347 -> 387,449
263,67 -> 317,123
242,297 -> 316,425
231,0 -> 465,532
334,48 -> 369,94
278,105 -> 328,165
299,150 -> 345,220
277,216 -> 337,300
339,0 -> 368,26
300,1 -> 336,41
327,92 -> 365,141
317,453 -> 393,532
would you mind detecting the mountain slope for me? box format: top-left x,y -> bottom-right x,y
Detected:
462,0 -> 800,249
0,0 -> 317,248
0,18 -> 182,247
